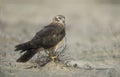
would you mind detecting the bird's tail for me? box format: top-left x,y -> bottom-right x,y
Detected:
15,41 -> 38,62
16,49 -> 38,62
15,41 -> 33,53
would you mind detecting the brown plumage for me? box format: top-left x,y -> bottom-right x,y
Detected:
15,15 -> 66,62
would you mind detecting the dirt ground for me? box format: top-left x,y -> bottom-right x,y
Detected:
0,0 -> 120,77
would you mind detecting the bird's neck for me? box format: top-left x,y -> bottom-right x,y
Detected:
51,21 -> 65,28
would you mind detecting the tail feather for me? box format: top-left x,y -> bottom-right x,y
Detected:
15,41 -> 32,53
17,49 -> 38,62
15,41 -> 39,62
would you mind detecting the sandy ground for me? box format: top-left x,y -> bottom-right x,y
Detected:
0,0 -> 120,77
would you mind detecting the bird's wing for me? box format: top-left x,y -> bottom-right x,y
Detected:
31,25 -> 65,49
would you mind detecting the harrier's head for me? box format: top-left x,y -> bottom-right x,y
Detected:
53,15 -> 65,25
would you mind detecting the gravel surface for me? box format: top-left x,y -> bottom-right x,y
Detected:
0,0 -> 120,77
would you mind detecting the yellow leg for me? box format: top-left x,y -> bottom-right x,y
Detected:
49,51 -> 57,61
49,46 -> 58,61
50,55 -> 57,61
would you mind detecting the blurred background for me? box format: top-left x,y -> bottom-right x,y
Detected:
0,0 -> 120,77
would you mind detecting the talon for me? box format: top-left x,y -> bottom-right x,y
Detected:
50,55 -> 57,61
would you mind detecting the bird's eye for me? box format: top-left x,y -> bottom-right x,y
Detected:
58,17 -> 62,20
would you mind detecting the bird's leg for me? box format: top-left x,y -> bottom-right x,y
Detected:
49,51 -> 57,61
49,46 -> 58,61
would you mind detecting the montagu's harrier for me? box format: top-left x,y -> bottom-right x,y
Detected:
15,15 -> 66,62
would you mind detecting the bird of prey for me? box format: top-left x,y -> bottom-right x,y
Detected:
15,15 -> 66,62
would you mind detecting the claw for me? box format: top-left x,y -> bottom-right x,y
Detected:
50,55 -> 57,61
